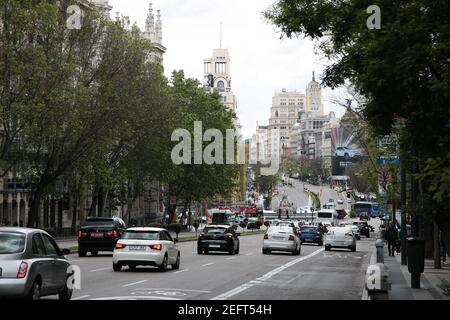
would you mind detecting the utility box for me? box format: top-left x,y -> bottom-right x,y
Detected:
407,238 -> 425,274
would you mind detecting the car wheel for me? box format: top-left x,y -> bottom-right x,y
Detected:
91,251 -> 98,257
292,247 -> 298,256
229,248 -> 235,255
197,247 -> 203,255
351,246 -> 356,252
158,255 -> 168,272
58,277 -> 73,301
78,250 -> 87,257
113,263 -> 122,272
129,265 -> 136,271
172,253 -> 180,270
325,246 -> 331,251
27,279 -> 41,300
235,245 -> 240,255
318,241 -> 323,246
262,248 -> 267,254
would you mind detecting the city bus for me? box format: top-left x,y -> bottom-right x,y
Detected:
352,202 -> 380,218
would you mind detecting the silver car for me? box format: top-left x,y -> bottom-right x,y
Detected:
0,228 -> 72,300
262,226 -> 301,255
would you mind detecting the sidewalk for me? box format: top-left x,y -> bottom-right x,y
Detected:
383,247 -> 450,300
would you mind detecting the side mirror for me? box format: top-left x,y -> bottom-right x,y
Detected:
173,238 -> 179,244
61,248 -> 71,256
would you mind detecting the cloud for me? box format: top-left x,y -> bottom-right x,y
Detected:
108,0 -> 345,139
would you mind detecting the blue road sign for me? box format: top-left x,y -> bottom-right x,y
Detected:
377,157 -> 400,165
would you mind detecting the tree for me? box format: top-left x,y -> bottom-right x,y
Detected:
264,0 -> 450,249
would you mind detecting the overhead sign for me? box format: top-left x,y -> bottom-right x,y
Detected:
377,157 -> 400,165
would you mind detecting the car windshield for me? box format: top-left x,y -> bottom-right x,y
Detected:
0,232 -> 26,254
204,228 -> 227,235
122,231 -> 159,240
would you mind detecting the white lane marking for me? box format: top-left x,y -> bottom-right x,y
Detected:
174,269 -> 189,274
133,288 -> 211,293
257,248 -> 324,282
68,259 -> 83,263
202,262 -> 214,267
72,295 -> 91,300
91,296 -> 181,300
89,267 -> 111,272
245,253 -> 253,256
211,247 -> 324,300
211,284 -> 253,300
226,257 -> 236,260
122,280 -> 148,288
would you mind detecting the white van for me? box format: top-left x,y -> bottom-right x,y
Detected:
316,209 -> 339,226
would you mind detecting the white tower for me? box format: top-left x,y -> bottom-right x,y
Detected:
142,3 -> 166,65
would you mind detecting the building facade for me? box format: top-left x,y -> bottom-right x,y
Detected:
203,48 -> 237,113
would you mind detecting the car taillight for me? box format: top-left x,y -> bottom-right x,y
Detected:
199,233 -> 205,238
115,243 -> 126,249
17,261 -> 28,279
289,235 -> 295,241
225,233 -> 232,239
317,232 -> 321,235
78,231 -> 88,239
106,230 -> 118,238
149,244 -> 162,251
264,234 -> 268,240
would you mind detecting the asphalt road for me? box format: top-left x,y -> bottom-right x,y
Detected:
44,228 -> 377,300
44,179 -> 379,301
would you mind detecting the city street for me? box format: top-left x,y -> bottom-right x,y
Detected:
53,232 -> 375,300
42,180 -> 378,301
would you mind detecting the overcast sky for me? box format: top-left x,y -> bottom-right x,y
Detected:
108,0 -> 346,138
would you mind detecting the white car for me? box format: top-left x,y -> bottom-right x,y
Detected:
263,226 -> 301,255
112,227 -> 180,272
324,227 -> 356,252
335,146 -> 362,158
339,224 -> 361,240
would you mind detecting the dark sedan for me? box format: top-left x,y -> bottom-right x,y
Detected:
0,228 -> 72,300
197,225 -> 240,255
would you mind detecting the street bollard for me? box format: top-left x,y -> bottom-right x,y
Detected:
375,239 -> 384,264
407,237 -> 425,289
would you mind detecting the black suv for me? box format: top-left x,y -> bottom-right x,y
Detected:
197,225 -> 240,255
78,217 -> 126,257
353,221 -> 371,238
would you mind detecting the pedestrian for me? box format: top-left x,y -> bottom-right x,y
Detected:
385,221 -> 398,257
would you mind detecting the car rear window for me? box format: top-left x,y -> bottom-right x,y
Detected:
0,232 -> 26,254
268,227 -> 293,234
204,228 -> 227,235
80,224 -> 115,232
301,227 -> 317,233
121,231 -> 159,240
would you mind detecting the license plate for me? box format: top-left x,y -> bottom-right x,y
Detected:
209,245 -> 221,248
273,236 -> 284,240
129,246 -> 147,251
305,239 -> 313,242
90,232 -> 104,238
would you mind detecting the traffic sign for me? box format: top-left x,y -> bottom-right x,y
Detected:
377,157 -> 400,165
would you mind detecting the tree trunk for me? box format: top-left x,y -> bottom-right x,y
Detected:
433,211 -> 441,269
27,187 -> 44,228
88,185 -> 99,217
